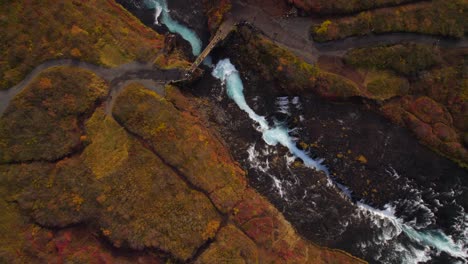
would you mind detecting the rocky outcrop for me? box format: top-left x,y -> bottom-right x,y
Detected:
383,95 -> 467,167
223,23 -> 466,167
203,0 -> 232,34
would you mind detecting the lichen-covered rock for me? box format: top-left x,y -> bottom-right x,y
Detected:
0,66 -> 108,163
433,123 -> 458,142
113,83 -> 247,213
406,96 -> 452,125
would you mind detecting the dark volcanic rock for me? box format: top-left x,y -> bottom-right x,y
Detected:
167,0 -> 210,47
190,33 -> 468,262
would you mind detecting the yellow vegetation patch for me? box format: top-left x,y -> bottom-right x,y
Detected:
82,109 -> 130,179
0,0 -> 188,90
202,220 -> 221,240
154,51 -> 191,70
70,25 -> 88,36
99,44 -> 128,67
315,20 -> 332,35
71,48 -> 82,58
38,77 -> 52,89
356,155 -> 368,164
364,70 -> 409,100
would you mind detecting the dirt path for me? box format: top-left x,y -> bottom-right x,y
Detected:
0,59 -> 182,115
3,2 -> 467,115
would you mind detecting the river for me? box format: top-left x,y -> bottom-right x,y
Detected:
114,1 -> 468,263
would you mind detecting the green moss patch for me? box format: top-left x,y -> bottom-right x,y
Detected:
365,71 -> 409,100
344,43 -> 441,76
312,0 -> 466,41
291,0 -> 417,14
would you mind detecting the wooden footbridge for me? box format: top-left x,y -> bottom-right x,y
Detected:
184,18 -> 236,77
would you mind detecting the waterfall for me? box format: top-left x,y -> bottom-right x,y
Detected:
144,0 -> 202,56
128,1 -> 467,261
212,59 -> 328,174
212,58 -> 468,263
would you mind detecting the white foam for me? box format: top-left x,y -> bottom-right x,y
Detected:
212,59 -> 269,131
212,58 -> 468,263
358,201 -> 468,261
154,6 -> 162,25
144,0 -> 202,56
276,96 -> 290,115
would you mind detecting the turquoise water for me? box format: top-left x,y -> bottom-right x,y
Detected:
212,58 -> 468,263
144,0 -> 202,56
212,58 -> 328,174
139,2 -> 468,259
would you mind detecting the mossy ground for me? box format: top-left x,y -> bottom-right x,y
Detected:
203,0 -> 232,34
312,0 -> 466,41
229,25 -> 362,99
344,43 -> 442,76
364,70 -> 409,100
0,66 -> 108,163
113,83 -> 247,213
340,44 -> 467,167
290,0 -> 417,14
0,0 -> 188,90
0,76 -> 365,263
1,108 -> 222,261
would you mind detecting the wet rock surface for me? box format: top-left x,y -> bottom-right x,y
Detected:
166,0 -> 210,47
116,0 -> 210,59
1,0 -> 467,263
188,27 -> 467,262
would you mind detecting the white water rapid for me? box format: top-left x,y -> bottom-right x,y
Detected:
144,0 -> 202,56
127,2 -> 467,260
211,58 -> 467,263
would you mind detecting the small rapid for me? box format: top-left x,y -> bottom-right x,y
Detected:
211,58 -> 467,263
212,59 -> 328,174
144,0 -> 202,56
119,2 -> 467,261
